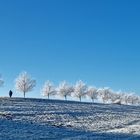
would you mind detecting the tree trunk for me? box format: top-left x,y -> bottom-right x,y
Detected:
48,94 -> 50,99
65,95 -> 67,101
24,91 -> 25,98
80,97 -> 81,102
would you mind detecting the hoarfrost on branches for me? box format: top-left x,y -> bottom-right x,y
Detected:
42,81 -> 56,99
74,80 -> 87,102
15,72 -> 36,98
57,81 -> 74,100
87,86 -> 98,102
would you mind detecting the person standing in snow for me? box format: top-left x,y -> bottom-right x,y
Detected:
9,90 -> 13,98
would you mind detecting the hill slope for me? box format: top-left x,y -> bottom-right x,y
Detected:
0,97 -> 140,140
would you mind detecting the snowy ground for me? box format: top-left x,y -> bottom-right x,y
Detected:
0,97 -> 140,140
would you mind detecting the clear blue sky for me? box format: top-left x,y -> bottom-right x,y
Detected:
0,0 -> 140,98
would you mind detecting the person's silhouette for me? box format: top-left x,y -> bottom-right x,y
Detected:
9,90 -> 13,98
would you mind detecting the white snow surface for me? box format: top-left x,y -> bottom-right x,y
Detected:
0,97 -> 140,140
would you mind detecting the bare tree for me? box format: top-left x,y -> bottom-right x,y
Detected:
15,72 -> 36,98
74,80 -> 87,102
0,74 -> 4,87
42,81 -> 56,99
87,87 -> 98,102
57,81 -> 74,100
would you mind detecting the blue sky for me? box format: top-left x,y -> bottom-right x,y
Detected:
0,0 -> 140,98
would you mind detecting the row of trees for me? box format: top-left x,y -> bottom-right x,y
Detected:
0,72 -> 140,105
42,80 -> 140,105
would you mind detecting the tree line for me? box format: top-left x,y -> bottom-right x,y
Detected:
0,72 -> 140,105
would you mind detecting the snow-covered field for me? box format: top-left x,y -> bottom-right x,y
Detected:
0,97 -> 140,140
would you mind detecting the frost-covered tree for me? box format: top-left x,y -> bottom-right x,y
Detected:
74,80 -> 87,102
125,93 -> 139,105
15,72 -> 36,98
0,74 -> 4,87
57,81 -> 74,100
87,87 -> 98,102
131,95 -> 140,105
42,81 -> 56,99
110,91 -> 140,105
110,90 -> 126,104
120,93 -> 129,104
109,91 -> 140,105
137,96 -> 140,105
110,92 -> 120,103
98,88 -> 112,103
